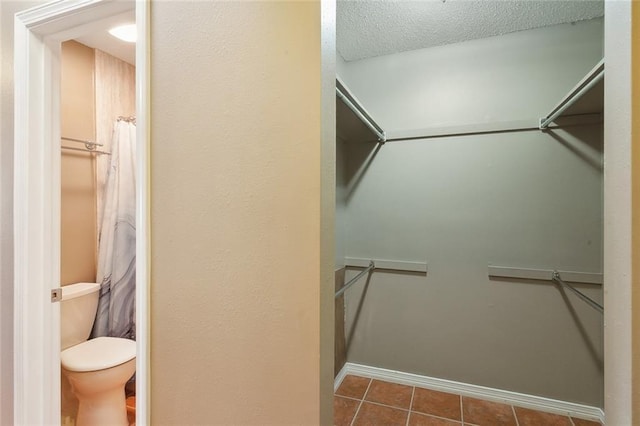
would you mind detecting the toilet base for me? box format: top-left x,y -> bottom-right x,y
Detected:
63,358 -> 135,426
76,386 -> 128,426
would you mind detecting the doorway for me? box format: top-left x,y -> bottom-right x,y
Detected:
13,1 -> 149,424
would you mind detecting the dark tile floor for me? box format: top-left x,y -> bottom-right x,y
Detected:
334,375 -> 602,426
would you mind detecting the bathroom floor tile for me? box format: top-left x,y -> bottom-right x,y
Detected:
364,379 -> 413,409
334,396 -> 360,426
408,412 -> 462,426
411,387 -> 461,421
462,397 -> 517,426
352,402 -> 408,426
513,407 -> 571,426
335,375 -> 371,399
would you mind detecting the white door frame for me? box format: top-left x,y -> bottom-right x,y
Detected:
13,1 -> 149,424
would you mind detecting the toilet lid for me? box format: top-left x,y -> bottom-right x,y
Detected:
61,337 -> 136,372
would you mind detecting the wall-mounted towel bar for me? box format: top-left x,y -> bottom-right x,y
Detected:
61,145 -> 110,155
488,265 -> 603,314
335,261 -> 375,299
61,137 -> 110,155
62,136 -> 102,147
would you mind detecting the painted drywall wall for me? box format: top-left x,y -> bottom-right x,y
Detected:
633,2 -> 640,421
320,2 -> 337,420
60,40 -> 97,425
339,20 -> 604,406
604,1 -> 633,424
0,2 -> 45,423
60,41 -> 97,286
150,1 -> 332,424
339,18 -> 603,131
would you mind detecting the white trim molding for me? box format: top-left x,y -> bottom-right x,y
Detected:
336,363 -> 604,424
13,1 -> 148,425
135,0 -> 151,424
603,1 -> 633,424
13,10 -> 61,424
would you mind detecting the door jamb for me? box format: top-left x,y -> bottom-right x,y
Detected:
13,1 -> 150,424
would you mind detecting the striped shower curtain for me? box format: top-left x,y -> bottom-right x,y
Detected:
92,120 -> 136,340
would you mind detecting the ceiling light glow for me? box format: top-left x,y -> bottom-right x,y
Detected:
108,24 -> 137,43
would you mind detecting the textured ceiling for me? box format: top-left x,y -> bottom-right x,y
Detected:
337,0 -> 604,61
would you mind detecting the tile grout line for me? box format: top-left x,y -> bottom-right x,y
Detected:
410,410 -> 465,424
512,405 -> 520,426
460,394 -> 464,425
346,394 -> 463,423
569,416 -> 576,426
349,378 -> 373,426
357,399 -> 411,413
342,376 -> 470,425
336,395 -> 364,403
405,386 -> 415,426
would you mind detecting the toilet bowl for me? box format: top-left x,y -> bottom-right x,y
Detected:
61,284 -> 136,426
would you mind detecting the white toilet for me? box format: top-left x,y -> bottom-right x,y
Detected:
61,283 -> 136,426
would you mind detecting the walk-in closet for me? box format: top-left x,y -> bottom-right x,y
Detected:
334,2 -> 604,424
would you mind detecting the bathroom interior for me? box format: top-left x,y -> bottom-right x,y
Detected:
333,1 -> 604,425
59,9 -> 137,426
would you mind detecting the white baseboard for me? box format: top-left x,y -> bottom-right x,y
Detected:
335,362 -> 604,424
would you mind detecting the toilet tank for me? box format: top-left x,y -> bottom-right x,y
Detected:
61,283 -> 100,350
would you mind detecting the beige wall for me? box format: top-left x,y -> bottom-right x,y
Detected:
60,40 -> 98,286
59,42 -> 136,287
150,1 -> 332,424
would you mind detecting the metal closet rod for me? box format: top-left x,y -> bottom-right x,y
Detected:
487,265 -> 603,314
335,261 -> 375,299
336,78 -> 386,142
552,271 -> 603,314
539,60 -> 605,129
